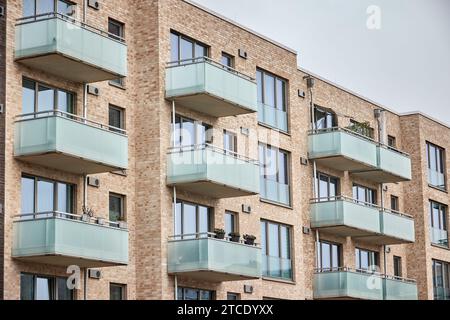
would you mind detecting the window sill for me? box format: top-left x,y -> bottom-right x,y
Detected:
262,277 -> 296,285
258,122 -> 291,137
260,198 -> 293,210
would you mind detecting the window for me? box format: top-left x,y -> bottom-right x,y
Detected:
177,287 -> 214,300
393,256 -> 402,278
175,200 -> 212,239
430,200 -> 448,247
109,105 -> 125,132
427,142 -> 446,190
355,248 -> 379,271
227,293 -> 240,300
391,195 -> 399,212
224,211 -> 237,236
259,143 -> 291,206
23,0 -> 75,17
109,193 -> 125,223
433,260 -> 450,300
110,283 -> 127,300
22,78 -> 75,115
21,176 -> 75,217
108,19 -> 126,87
20,273 -> 74,300
261,220 -> 292,280
314,107 -> 337,130
388,135 -> 397,148
348,120 -> 374,139
315,172 -> 339,201
173,115 -> 212,147
221,52 -> 234,69
170,31 -> 208,63
257,69 -> 288,132
318,241 -> 341,271
353,184 -> 377,205
223,130 -> 237,154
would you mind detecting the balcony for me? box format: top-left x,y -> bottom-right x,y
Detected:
431,227 -> 449,247
167,233 -> 261,282
262,255 -> 293,281
310,197 -> 415,245
15,13 -> 127,83
167,144 -> 259,198
314,268 -> 418,300
12,212 -> 129,268
308,128 -> 412,183
258,102 -> 288,132
260,178 -> 290,207
14,111 -> 128,175
165,57 -> 257,118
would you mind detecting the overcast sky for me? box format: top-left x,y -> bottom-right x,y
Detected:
193,0 -> 450,125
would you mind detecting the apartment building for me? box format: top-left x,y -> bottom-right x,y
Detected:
0,0 -> 448,301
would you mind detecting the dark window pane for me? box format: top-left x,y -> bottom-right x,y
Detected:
276,78 -> 286,111
57,278 -> 73,300
22,79 -> 35,114
20,274 -> 34,301
109,106 -> 124,130
109,194 -> 124,222
110,284 -> 126,300
256,70 -> 263,103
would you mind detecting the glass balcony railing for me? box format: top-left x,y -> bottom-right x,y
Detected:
15,13 -> 127,83
12,212 -> 129,268
430,227 -> 449,247
434,286 -> 450,300
167,144 -> 259,198
262,255 -> 293,281
257,102 -> 288,132
310,197 -> 415,244
308,128 -> 412,183
14,111 -> 129,175
167,232 -> 262,282
428,169 -> 446,190
260,178 -> 290,206
165,57 -> 257,117
314,268 -> 418,300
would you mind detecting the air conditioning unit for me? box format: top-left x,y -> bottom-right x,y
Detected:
298,90 -> 306,98
244,285 -> 253,294
238,49 -> 248,59
240,127 -> 250,136
0,6 -> 5,17
303,226 -> 311,235
87,177 -> 100,188
300,157 -> 309,166
88,0 -> 100,10
88,269 -> 102,279
242,205 -> 251,214
87,85 -> 100,96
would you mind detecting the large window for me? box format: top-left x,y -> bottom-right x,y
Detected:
256,69 -> 288,132
172,115 -> 212,148
315,172 -> 339,201
21,176 -> 75,217
108,18 -> 126,87
430,200 -> 448,247
20,273 -> 74,300
110,283 -> 127,300
22,78 -> 75,115
221,52 -> 234,69
170,31 -> 208,63
353,184 -> 377,205
427,142 -> 446,190
224,211 -> 238,236
109,105 -> 125,132
177,287 -> 214,300
432,260 -> 450,300
314,107 -> 336,130
23,0 -> 75,17
174,200 -> 212,239
355,248 -> 379,272
223,130 -> 237,154
259,143 -> 290,206
261,220 -> 292,280
318,241 -> 341,271
394,256 -> 402,278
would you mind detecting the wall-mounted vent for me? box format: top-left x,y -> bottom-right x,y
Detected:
88,269 -> 102,279
88,0 -> 100,10
298,90 -> 306,98
303,226 -> 311,235
244,285 -> 254,294
87,85 -> 100,96
238,49 -> 248,59
240,127 -> 250,136
300,157 -> 309,166
242,205 -> 251,214
87,177 -> 100,188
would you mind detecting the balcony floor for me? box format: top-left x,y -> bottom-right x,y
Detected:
314,156 -> 377,173
352,169 -> 410,183
168,93 -> 257,118
315,226 -> 413,245
16,152 -> 124,175
168,180 -> 258,199
16,53 -> 122,84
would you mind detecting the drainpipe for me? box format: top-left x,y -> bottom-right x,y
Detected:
83,267 -> 87,300
172,101 -> 178,299
174,275 -> 178,300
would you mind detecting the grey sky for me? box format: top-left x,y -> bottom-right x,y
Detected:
192,0 -> 450,125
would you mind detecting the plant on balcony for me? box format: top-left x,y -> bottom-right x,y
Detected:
347,121 -> 374,139
229,232 -> 241,243
214,228 -> 226,240
243,234 -> 257,246
81,206 -> 95,222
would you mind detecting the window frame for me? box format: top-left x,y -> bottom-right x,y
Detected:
390,195 -> 399,212
170,30 -> 209,63
224,210 -> 238,236
355,248 -> 379,271
314,106 -> 337,130
177,287 -> 215,301
174,200 -> 213,239
426,141 -> 447,190
315,172 -> 339,201
318,240 -> 342,271
388,135 -> 397,149
110,283 -> 127,300
352,183 -> 377,205
172,114 -> 213,147
109,193 -> 126,223
223,129 -> 237,154
393,256 -> 402,278
20,272 -> 74,301
221,52 -> 235,69
23,0 -> 76,18
109,104 -> 126,130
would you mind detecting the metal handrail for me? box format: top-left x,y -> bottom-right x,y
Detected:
314,267 -> 417,284
310,196 -> 414,219
15,110 -> 127,136
168,232 -> 260,247
168,143 -> 259,165
16,12 -> 126,44
14,211 -> 127,230
166,56 -> 255,82
308,126 -> 411,158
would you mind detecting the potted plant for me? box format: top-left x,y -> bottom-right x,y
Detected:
81,206 -> 94,222
229,232 -> 241,243
243,234 -> 257,246
214,228 -> 226,240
